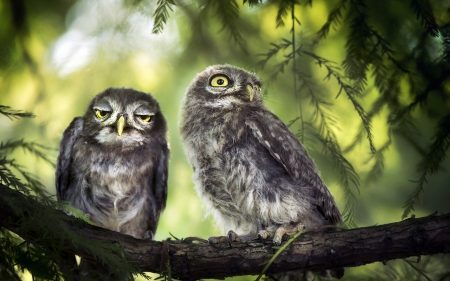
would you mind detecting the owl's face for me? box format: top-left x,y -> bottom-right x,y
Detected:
82,88 -> 165,147
185,65 -> 263,108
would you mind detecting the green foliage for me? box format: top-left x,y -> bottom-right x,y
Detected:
280,0 -> 450,223
403,113 -> 450,219
410,0 -> 439,37
152,0 -> 176,34
201,0 -> 248,52
1,0 -> 449,280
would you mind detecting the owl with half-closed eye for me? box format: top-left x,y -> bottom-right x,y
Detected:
180,65 -> 342,252
56,87 -> 169,278
56,87 -> 169,240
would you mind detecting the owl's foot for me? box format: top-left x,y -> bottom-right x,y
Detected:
258,223 -> 306,245
144,230 -> 153,240
257,230 -> 273,244
208,230 -> 255,248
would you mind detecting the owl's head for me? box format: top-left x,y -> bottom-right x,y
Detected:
82,87 -> 166,147
185,64 -> 263,108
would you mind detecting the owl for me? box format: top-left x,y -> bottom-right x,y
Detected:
180,65 -> 342,248
56,87 -> 169,278
56,87 -> 169,239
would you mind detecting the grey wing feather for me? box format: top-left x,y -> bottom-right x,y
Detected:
56,117 -> 84,201
145,143 -> 169,235
246,109 -> 342,224
153,143 -> 169,213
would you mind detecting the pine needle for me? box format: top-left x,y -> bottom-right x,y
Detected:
312,0 -> 347,45
410,0 -> 439,37
402,113 -> 450,219
0,105 -> 35,120
152,0 -> 176,34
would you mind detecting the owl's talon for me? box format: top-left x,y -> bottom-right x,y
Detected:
272,222 -> 307,245
227,233 -> 233,248
208,238 -> 219,248
258,233 -> 268,244
227,230 -> 241,248
144,230 -> 154,240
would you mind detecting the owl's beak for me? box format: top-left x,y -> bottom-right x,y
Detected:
245,84 -> 254,102
117,116 -> 125,136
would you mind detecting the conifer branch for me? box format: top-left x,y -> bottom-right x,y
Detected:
300,50 -> 376,154
410,0 -> 439,37
274,0 -> 293,28
152,0 -> 176,34
364,139 -> 391,185
312,0 -> 347,45
394,69 -> 450,122
305,123 -> 360,228
443,27 -> 450,61
257,42 -> 362,227
0,139 -> 55,167
402,113 -> 450,219
255,39 -> 292,70
206,0 -> 247,52
0,105 -> 35,120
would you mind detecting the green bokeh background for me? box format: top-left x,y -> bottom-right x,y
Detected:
1,0 -> 449,280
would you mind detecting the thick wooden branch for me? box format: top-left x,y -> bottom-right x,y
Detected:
1,185 -> 450,280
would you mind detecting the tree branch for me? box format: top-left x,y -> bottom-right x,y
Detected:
1,185 -> 449,280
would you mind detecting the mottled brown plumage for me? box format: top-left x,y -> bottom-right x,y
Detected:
180,64 -> 342,245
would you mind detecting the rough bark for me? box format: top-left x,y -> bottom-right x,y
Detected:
1,185 -> 449,280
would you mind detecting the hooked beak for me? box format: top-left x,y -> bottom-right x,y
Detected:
117,116 -> 125,136
245,84 -> 254,102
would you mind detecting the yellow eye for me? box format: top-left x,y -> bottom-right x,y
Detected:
136,115 -> 151,122
210,75 -> 229,87
95,110 -> 110,119
254,85 -> 260,91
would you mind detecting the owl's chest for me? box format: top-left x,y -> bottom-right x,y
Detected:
72,141 -> 153,196
71,141 -> 155,230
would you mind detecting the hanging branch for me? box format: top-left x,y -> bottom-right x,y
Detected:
306,123 -> 360,228
152,0 -> 176,34
297,76 -> 360,227
290,1 -> 304,143
312,0 -> 347,45
410,0 -> 439,37
299,50 -> 376,154
402,113 -> 450,219
255,11 -> 363,227
204,0 -> 247,52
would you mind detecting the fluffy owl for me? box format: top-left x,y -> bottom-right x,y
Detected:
56,87 -> 169,239
180,65 -> 342,248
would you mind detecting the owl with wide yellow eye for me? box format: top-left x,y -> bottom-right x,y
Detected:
180,65 -> 344,279
56,87 -> 169,279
